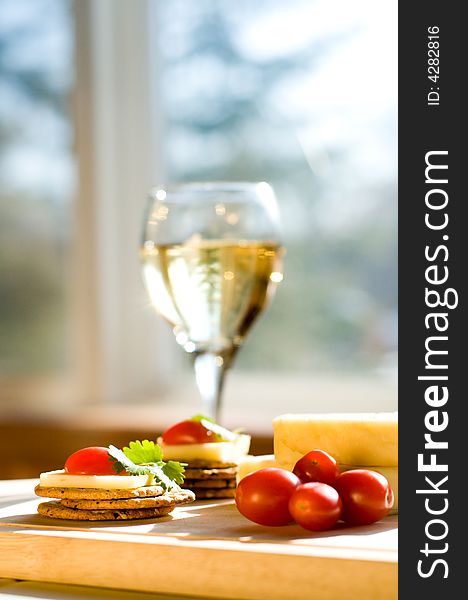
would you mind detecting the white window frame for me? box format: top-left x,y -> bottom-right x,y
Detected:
72,0 -> 179,406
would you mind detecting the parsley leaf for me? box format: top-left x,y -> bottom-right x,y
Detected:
190,415 -> 237,442
191,414 -> 216,424
108,442 -> 185,491
108,445 -> 152,477
163,460 -> 187,483
122,440 -> 163,464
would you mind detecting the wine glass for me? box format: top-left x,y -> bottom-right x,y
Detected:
140,182 -> 284,422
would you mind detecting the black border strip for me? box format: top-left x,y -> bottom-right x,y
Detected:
399,3 -> 464,595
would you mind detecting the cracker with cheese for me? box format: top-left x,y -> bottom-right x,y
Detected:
35,441 -> 194,521
158,415 -> 250,498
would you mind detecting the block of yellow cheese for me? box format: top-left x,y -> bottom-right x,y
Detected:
273,413 -> 398,468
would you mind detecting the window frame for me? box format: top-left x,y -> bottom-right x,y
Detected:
72,0 -> 178,406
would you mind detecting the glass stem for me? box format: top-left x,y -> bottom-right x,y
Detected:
193,353 -> 227,423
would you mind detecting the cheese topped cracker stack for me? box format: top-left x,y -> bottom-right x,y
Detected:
158,415 -> 250,498
35,441 -> 194,521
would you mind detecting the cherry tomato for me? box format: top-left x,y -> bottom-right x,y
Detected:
161,420 -> 216,444
235,468 -> 301,526
292,449 -> 339,486
289,482 -> 343,531
335,469 -> 394,525
64,447 -> 118,475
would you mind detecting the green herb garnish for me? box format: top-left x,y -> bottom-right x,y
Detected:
108,440 -> 185,491
190,414 -> 237,442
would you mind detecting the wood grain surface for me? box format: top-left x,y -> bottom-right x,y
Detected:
0,480 -> 397,600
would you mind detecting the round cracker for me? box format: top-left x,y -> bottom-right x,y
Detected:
34,484 -> 165,500
183,467 -> 237,480
184,459 -> 237,468
38,500 -> 174,521
184,479 -> 236,489
59,489 -> 195,510
191,488 -> 236,499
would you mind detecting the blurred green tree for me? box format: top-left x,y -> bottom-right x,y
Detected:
0,0 -> 72,374
160,0 -> 397,372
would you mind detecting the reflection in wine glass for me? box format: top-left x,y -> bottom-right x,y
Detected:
141,182 -> 283,422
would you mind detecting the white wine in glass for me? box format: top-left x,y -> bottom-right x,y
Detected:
141,182 -> 284,422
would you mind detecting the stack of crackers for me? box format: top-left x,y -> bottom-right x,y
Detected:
34,484 -> 195,521
183,460 -> 238,499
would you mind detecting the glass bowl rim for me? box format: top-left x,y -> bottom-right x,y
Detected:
149,181 -> 272,196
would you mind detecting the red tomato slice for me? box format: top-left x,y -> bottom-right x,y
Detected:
161,420 -> 217,444
64,446 -> 118,475
335,469 -> 394,525
235,468 -> 301,526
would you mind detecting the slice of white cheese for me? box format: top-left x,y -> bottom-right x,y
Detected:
39,470 -> 153,489
274,413 -> 398,468
158,434 -> 251,463
237,454 -> 278,483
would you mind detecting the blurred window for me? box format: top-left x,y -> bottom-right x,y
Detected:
0,0 -> 397,415
0,1 -> 75,386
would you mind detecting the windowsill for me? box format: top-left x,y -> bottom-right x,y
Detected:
1,372 -> 397,431
1,373 -> 396,479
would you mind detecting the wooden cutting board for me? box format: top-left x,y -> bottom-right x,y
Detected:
0,480 -> 397,600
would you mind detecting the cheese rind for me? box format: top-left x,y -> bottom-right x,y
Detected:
274,413 -> 398,468
39,470 -> 153,489
158,434 -> 251,463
